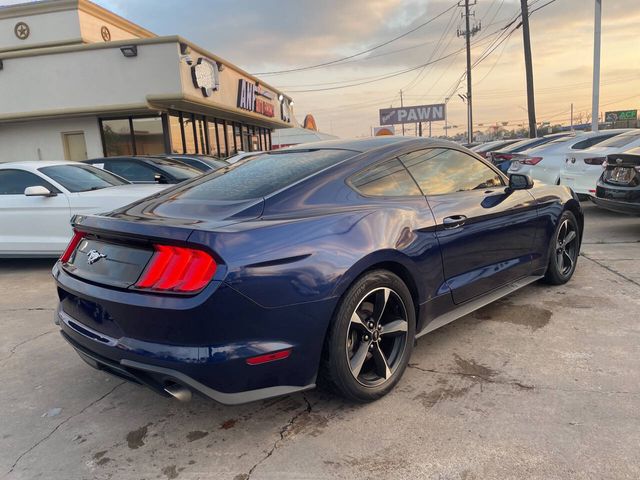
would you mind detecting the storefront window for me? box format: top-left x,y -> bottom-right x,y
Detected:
227,122 -> 236,155
216,121 -> 228,158
101,119 -> 133,156
206,120 -> 218,157
132,117 -> 165,155
195,117 -> 207,154
182,114 -> 197,154
168,114 -> 183,154
250,126 -> 260,152
234,124 -> 243,152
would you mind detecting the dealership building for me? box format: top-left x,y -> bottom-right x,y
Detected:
0,0 -> 295,162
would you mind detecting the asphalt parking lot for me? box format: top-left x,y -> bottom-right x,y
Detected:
1,202 -> 639,480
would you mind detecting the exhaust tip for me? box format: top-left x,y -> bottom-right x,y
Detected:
164,383 -> 192,402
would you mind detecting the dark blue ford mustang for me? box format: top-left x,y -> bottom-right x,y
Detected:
53,137 -> 583,404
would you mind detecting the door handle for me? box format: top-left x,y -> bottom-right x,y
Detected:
442,215 -> 467,229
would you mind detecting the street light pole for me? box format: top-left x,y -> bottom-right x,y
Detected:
591,0 -> 602,132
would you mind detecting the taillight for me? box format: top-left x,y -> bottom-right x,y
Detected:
135,245 -> 217,293
493,154 -> 513,162
60,230 -> 86,263
584,157 -> 605,165
520,156 -> 543,165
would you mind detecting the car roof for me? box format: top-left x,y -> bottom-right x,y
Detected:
283,136 -> 428,152
282,136 -> 457,154
0,160 -> 82,169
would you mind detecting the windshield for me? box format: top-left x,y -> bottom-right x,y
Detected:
146,158 -> 202,180
595,131 -> 640,148
176,149 -> 355,201
39,164 -> 129,192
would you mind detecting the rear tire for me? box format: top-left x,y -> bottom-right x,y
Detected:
320,270 -> 415,402
543,210 -> 580,285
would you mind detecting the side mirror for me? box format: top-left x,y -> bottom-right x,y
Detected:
154,173 -> 168,184
24,185 -> 55,197
508,174 -> 534,191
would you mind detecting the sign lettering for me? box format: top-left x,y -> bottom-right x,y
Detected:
379,103 -> 446,125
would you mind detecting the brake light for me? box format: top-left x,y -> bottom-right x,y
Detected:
493,154 -> 513,161
520,156 -> 543,165
584,157 -> 605,165
60,230 -> 86,263
135,245 -> 217,293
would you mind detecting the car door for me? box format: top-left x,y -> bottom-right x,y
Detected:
0,169 -> 71,256
400,147 -> 540,304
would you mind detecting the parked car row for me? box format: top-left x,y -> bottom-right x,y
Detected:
472,129 -> 640,215
0,151 -> 257,257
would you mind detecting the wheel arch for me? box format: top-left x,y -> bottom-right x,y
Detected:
330,250 -> 423,332
564,198 -> 584,243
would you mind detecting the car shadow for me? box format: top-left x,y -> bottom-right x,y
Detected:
0,258 -> 57,273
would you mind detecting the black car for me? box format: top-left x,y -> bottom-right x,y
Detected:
153,154 -> 230,173
83,156 -> 202,184
592,147 -> 640,215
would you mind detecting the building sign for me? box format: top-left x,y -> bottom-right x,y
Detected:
605,110 -> 637,122
281,98 -> 292,123
237,79 -> 275,118
379,103 -> 445,125
191,57 -> 220,97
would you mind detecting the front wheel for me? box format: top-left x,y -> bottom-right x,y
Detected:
321,270 -> 415,402
543,210 -> 580,285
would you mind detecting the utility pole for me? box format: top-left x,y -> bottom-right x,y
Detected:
570,103 -> 574,131
520,0 -> 537,138
400,89 -> 405,135
592,0 -> 602,132
457,1 -> 481,144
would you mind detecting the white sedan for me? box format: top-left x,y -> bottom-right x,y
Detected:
508,129 -> 631,185
0,161 -> 167,257
559,130 -> 640,196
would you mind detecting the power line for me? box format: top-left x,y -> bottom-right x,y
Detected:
252,2 -> 458,76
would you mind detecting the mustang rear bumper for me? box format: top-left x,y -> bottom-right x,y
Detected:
57,307 -> 315,404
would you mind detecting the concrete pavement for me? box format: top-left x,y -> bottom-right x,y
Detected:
1,202 -> 639,480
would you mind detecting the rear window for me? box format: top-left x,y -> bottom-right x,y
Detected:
595,131 -> 640,148
177,149 -> 355,201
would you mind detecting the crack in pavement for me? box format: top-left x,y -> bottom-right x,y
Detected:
407,364 -> 640,395
5,382 -> 125,477
580,254 -> 640,288
0,330 -> 56,366
243,393 -> 314,480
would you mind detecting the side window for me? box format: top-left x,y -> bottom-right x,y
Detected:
105,160 -> 157,182
350,158 -> 421,197
400,148 -> 504,195
0,169 -> 58,195
572,134 -> 616,150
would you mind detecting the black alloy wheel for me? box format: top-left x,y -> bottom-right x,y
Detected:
543,210 -> 580,285
321,270 -> 415,402
346,287 -> 409,387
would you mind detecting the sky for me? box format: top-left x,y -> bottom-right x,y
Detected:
4,0 -> 639,138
